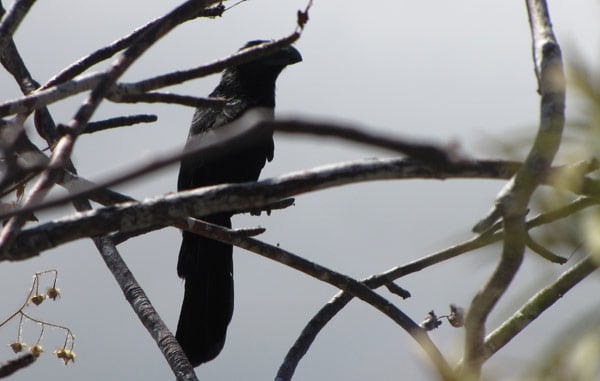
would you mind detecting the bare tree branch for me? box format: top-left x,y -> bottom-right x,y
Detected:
0,0 -> 36,57
2,156 -> 509,221
8,152 -> 584,261
0,32 -> 300,118
0,0 -> 223,251
0,1 -> 594,378
525,234 -> 567,264
0,148 -> 594,245
0,24 -> 64,143
114,32 -> 301,96
0,353 -> 35,379
474,0 -> 566,233
41,5 -> 225,89
273,118 -> 458,164
4,105 -> 598,222
0,119 -> 46,193
277,195 -> 598,379
0,158 -> 517,260
58,168 -> 455,378
0,107 -> 525,222
1,163 -> 591,378
91,235 -> 198,381
276,232 -> 500,381
179,217 -> 455,380
109,197 -> 294,244
66,189 -> 199,380
464,0 -> 566,377
480,255 -> 598,362
0,3 -> 221,378
109,91 -> 226,109
84,114 -> 158,134
0,72 -> 103,117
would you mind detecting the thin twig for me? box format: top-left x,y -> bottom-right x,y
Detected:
273,118 -> 457,164
0,108 -> 524,221
109,198 -> 293,244
109,91 -> 226,109
2,108 -> 597,219
180,217 -> 456,380
1,4 -> 201,378
276,224 -> 512,380
0,108 -> 594,243
480,256 -> 597,362
276,197 -> 597,380
0,36 -> 61,143
0,0 -> 223,252
113,33 -> 301,96
0,72 -> 103,117
0,32 -> 300,119
84,114 -> 158,134
0,119 -> 45,193
525,234 -> 567,264
41,5 -> 225,89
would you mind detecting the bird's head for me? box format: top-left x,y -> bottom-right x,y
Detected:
238,40 -> 302,68
216,40 -> 302,104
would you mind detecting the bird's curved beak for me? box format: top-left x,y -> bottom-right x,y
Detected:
265,45 -> 302,66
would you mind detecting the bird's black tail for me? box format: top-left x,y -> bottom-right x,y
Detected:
176,214 -> 233,367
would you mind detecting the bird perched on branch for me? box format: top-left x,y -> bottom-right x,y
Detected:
176,40 -> 302,366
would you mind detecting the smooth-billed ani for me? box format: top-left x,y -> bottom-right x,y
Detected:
176,41 -> 302,366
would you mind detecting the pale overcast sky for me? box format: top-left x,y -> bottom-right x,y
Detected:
1,1 -> 599,380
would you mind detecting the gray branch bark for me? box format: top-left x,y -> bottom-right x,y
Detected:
464,0 -> 566,377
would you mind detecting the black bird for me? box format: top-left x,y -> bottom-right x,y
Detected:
176,41 -> 302,366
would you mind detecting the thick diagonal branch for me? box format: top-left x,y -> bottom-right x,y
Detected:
0,158 -> 525,261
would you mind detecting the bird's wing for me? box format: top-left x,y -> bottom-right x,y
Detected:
177,99 -> 274,191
